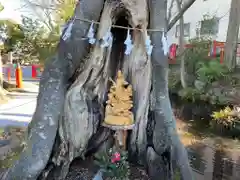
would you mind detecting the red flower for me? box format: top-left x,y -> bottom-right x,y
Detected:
111,152 -> 121,163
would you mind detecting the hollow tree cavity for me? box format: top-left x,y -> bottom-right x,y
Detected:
2,1 -> 194,180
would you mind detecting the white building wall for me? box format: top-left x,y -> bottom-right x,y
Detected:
167,0 -> 231,44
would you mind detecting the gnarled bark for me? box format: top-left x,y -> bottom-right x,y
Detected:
0,52 -> 8,103
2,0 -> 105,179
2,0 -> 193,180
224,0 -> 240,70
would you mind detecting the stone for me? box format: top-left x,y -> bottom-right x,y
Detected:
194,80 -> 206,91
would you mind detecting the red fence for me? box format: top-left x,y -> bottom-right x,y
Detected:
168,40 -> 240,64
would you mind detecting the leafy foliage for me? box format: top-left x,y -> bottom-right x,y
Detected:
168,69 -> 181,89
169,37 -> 234,104
20,0 -> 75,32
14,16 -> 59,63
0,2 -> 4,12
184,37 -> 212,82
211,106 -> 239,128
174,169 -> 181,180
53,0 -> 76,24
178,87 -> 202,102
0,20 -> 25,52
0,0 -> 75,64
94,147 -> 130,179
184,39 -> 231,104
196,60 -> 229,84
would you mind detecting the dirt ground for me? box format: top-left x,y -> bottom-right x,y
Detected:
1,117 -> 239,179
63,158 -> 149,180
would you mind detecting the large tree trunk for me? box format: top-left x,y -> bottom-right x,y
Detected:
2,0 -> 193,180
0,50 -> 7,102
224,0 -> 240,70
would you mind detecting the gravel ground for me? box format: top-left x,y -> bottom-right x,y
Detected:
64,158 -> 149,180
43,157 -> 149,180
0,159 -> 149,180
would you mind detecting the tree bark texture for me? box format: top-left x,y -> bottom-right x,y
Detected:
2,0 -> 193,180
0,50 -> 7,101
176,0 -> 187,89
224,0 -> 240,70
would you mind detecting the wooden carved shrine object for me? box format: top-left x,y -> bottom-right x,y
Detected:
104,70 -> 134,126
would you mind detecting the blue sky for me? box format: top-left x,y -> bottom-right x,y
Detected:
0,0 -> 23,23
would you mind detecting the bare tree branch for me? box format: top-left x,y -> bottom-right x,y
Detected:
175,0 -> 187,88
20,0 -> 76,32
20,0 -> 57,31
167,0 -> 196,31
167,0 -> 175,24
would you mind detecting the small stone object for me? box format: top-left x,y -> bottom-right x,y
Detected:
194,80 -> 206,91
92,169 -> 104,180
104,70 -> 134,126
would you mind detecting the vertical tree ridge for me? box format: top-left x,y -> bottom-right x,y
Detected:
2,0 -> 105,179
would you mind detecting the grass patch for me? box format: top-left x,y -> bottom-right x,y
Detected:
0,151 -> 21,168
0,128 -> 3,134
0,126 -> 26,168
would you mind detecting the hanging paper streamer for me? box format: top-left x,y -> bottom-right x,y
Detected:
108,34 -> 113,47
62,18 -> 75,41
101,28 -> 113,48
161,33 -> 169,56
87,22 -> 96,44
124,29 -> 133,55
145,35 -> 153,56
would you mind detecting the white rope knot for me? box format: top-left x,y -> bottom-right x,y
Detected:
124,29 -> 133,55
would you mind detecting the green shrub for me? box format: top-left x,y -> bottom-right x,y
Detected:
94,147 -> 130,179
196,60 -> 229,84
168,70 -> 181,89
211,106 -> 239,128
178,87 -> 202,102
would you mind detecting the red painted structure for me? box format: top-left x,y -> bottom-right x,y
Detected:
32,65 -> 37,79
169,43 -> 177,64
168,40 -> 240,64
32,64 -> 43,79
15,64 -> 23,88
212,40 -> 225,64
7,67 -> 11,81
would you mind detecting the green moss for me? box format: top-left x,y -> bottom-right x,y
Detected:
0,128 -> 4,135
0,151 -> 21,168
178,87 -> 202,102
174,169 -> 181,180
